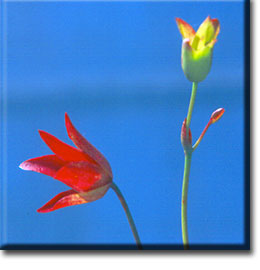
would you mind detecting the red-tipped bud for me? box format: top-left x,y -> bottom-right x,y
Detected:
210,108 -> 225,124
181,118 -> 192,150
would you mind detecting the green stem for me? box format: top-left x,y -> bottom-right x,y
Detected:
110,182 -> 142,250
186,82 -> 198,135
181,154 -> 192,250
181,81 -> 198,249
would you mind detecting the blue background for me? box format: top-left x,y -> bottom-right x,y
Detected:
1,0 -> 245,248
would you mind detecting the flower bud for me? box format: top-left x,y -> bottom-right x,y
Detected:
176,16 -> 220,83
210,108 -> 225,123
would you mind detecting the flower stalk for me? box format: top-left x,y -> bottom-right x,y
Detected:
192,120 -> 211,151
181,82 -> 197,249
111,182 -> 142,250
181,85 -> 225,249
186,82 -> 198,133
181,153 -> 192,250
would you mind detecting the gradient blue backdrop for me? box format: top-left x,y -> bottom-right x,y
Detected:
1,0 -> 245,248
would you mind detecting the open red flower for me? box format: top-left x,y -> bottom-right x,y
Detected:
19,113 -> 113,213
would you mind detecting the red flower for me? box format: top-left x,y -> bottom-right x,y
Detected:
19,113 -> 113,213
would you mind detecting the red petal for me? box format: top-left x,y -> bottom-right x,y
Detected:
37,189 -> 89,213
211,18 -> 220,39
19,155 -> 65,177
54,161 -> 111,192
39,130 -> 94,163
176,18 -> 195,40
65,113 -> 113,177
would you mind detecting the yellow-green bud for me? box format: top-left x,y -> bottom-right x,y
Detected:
176,16 -> 220,83
182,39 -> 213,82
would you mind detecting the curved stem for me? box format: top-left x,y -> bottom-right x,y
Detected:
181,153 -> 192,250
110,182 -> 142,250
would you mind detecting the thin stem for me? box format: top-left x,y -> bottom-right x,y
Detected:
186,82 -> 198,135
110,182 -> 142,250
181,81 -> 198,249
192,120 -> 212,151
181,154 -> 192,250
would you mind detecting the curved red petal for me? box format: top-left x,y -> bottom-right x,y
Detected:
65,113 -> 112,177
37,189 -> 88,213
19,155 -> 65,177
54,161 -> 111,192
176,18 -> 195,40
39,130 -> 95,163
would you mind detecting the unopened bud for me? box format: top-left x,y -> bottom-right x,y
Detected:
181,118 -> 192,150
210,108 -> 225,123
